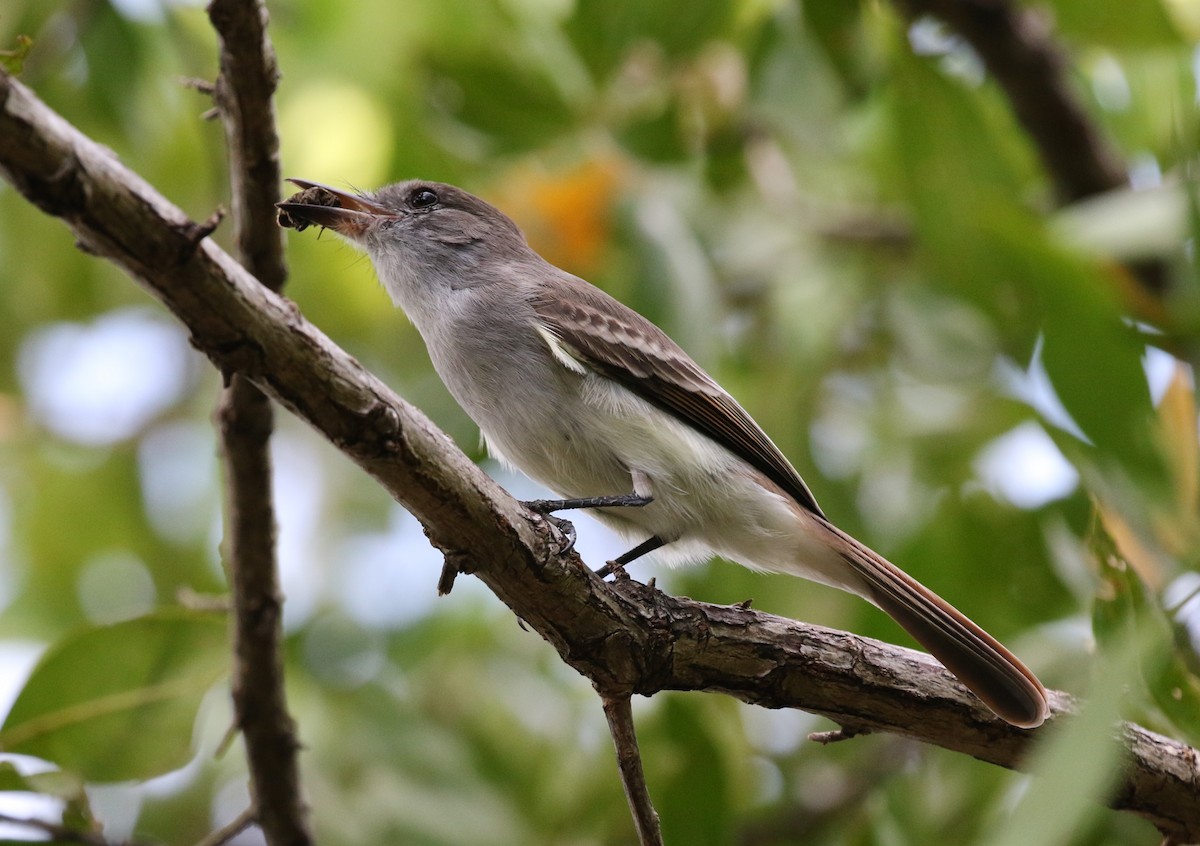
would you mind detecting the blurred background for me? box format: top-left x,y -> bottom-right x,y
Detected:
0,0 -> 1198,843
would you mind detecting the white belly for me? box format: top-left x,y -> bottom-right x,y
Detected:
478,371 -> 859,593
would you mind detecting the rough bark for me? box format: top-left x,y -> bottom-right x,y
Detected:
205,0 -> 311,843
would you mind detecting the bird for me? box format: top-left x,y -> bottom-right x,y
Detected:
277,177 -> 1049,729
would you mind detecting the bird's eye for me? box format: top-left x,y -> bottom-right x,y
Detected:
410,188 -> 438,209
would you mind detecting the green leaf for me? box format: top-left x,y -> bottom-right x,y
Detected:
0,609 -> 228,782
618,98 -> 690,164
0,763 -> 95,835
1008,226 -> 1157,470
0,35 -> 33,75
0,762 -> 29,792
801,0 -> 867,95
422,48 -> 580,154
982,629 -> 1141,846
1092,518 -> 1200,745
651,697 -> 739,846
1054,183 -> 1188,263
565,0 -> 738,81
0,761 -> 78,797
888,47 -> 1162,482
1042,0 -> 1181,49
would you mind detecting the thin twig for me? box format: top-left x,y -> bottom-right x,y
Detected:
601,695 -> 663,846
205,1 -> 309,845
808,725 -> 869,745
191,807 -> 258,846
180,76 -> 217,95
0,811 -> 129,846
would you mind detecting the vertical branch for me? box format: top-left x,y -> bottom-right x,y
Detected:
601,695 -> 664,846
207,0 -> 288,285
206,1 -> 310,844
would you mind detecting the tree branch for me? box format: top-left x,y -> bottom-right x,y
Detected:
205,1 -> 310,844
207,0 -> 286,289
1,70 -> 1198,842
601,694 -> 663,846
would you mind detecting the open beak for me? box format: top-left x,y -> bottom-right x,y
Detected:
276,178 -> 394,236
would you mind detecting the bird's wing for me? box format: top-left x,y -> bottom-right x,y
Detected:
530,281 -> 825,519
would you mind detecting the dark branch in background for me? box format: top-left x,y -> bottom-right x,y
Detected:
205,1 -> 310,844
2,71 -> 1197,843
895,0 -> 1126,203
893,0 -> 1169,297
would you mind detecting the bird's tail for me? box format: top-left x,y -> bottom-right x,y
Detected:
817,520 -> 1048,729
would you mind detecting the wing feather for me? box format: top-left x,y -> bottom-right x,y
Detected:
531,281 -> 825,519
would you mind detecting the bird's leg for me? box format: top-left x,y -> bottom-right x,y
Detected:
451,492 -> 626,591
521,494 -> 652,558
596,535 -> 667,580
524,476 -> 660,578
523,494 -> 654,512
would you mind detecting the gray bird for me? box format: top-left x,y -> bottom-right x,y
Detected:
278,178 -> 1049,729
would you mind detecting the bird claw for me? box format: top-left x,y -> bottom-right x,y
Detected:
541,513 -> 577,555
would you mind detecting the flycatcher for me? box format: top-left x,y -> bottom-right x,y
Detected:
278,178 -> 1049,729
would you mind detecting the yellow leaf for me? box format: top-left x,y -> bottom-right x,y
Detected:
1156,360 -> 1198,516
492,158 -> 625,275
1097,502 -> 1164,590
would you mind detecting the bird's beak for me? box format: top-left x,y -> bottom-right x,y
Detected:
276,178 -> 394,236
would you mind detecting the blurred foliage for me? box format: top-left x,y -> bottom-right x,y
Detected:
0,0 -> 1197,843
0,610 -> 227,782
